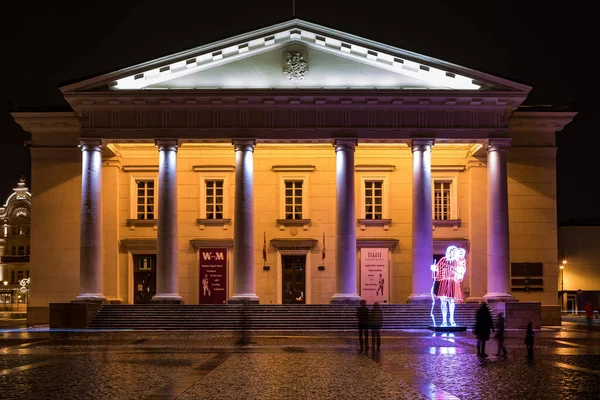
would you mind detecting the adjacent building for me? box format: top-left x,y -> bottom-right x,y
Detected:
11,19 -> 576,325
558,224 -> 600,312
0,178 -> 31,311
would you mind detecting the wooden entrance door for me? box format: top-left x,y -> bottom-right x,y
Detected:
133,254 -> 156,304
282,255 -> 306,304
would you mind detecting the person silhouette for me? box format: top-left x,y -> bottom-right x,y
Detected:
525,321 -> 534,360
474,302 -> 494,358
370,302 -> 383,351
495,312 -> 507,358
357,300 -> 369,351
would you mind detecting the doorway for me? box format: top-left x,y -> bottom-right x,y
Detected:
282,255 -> 306,304
133,254 -> 156,304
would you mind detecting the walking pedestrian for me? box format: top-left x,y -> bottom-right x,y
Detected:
357,299 -> 369,351
494,312 -> 507,358
474,302 -> 494,358
525,321 -> 534,360
370,302 -> 383,351
584,301 -> 594,326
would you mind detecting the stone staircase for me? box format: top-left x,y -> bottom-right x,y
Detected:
88,303 -> 483,330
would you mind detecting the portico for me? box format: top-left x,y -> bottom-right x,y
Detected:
11,19 -> 575,326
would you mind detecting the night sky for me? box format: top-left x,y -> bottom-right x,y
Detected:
2,1 -> 596,223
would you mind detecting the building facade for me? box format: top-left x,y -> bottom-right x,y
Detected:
558,225 -> 600,313
12,20 -> 575,325
0,178 -> 31,311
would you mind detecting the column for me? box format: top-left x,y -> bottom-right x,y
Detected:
408,139 -> 434,303
74,139 -> 106,302
230,139 -> 259,303
467,161 -> 488,302
152,139 -> 182,303
484,139 -> 515,302
330,139 -> 361,304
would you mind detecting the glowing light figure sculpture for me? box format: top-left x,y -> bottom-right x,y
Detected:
430,246 -> 466,327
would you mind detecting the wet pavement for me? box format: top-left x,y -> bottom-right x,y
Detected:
1,318 -> 599,399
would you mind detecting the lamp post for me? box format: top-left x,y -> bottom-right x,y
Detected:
560,259 -> 566,313
2,281 -> 6,312
559,265 -> 564,312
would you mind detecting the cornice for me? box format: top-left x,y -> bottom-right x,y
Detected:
190,238 -> 234,249
509,111 -> 578,132
64,90 -> 526,109
356,238 -> 398,249
11,112 -> 80,134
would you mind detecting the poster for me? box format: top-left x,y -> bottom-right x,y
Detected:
199,248 -> 227,304
360,248 -> 388,304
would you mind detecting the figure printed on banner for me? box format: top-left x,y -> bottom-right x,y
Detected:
202,274 -> 211,297
376,274 -> 385,297
430,246 -> 466,327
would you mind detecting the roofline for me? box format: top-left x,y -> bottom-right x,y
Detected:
60,18 -> 532,94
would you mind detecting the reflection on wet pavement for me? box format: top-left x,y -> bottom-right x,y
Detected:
0,324 -> 599,399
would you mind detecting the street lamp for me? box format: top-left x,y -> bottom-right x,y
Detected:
559,264 -> 565,313
2,281 -> 7,311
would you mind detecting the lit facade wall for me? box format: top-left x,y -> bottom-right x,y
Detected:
11,20 -> 577,324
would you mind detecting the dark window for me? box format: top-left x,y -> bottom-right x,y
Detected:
511,262 -> 544,292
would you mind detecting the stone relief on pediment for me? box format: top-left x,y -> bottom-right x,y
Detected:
283,51 -> 308,81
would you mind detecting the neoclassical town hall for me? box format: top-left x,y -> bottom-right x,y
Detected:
13,20 -> 575,325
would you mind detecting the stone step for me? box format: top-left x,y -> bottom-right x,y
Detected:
89,303 -> 483,330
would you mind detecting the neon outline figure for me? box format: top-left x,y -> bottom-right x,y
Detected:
430,246 -> 466,327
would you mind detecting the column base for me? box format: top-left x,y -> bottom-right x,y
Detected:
407,293 -> 433,304
229,293 -> 260,304
483,292 -> 517,303
330,293 -> 361,304
105,296 -> 124,304
466,296 -> 485,303
151,293 -> 183,304
72,294 -> 106,303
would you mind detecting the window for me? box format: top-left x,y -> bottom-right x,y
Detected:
357,173 -> 390,228
434,181 -> 452,220
12,246 -> 16,256
205,180 -> 224,220
276,172 -> 311,228
431,170 -> 460,223
511,262 -> 544,292
11,271 -> 15,284
26,270 -> 30,279
136,180 -> 155,220
364,180 -> 383,220
18,246 -> 25,256
17,271 -> 24,282
26,246 -> 30,255
284,180 -> 303,219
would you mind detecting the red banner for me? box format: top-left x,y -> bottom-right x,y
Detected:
199,248 -> 227,304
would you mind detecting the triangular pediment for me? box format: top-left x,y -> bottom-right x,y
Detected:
61,19 -> 530,93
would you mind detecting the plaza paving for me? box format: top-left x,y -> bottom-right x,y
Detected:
1,317 -> 599,399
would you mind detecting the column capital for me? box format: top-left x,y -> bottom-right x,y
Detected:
410,138 -> 434,152
232,139 -> 256,152
333,138 -> 357,152
155,139 -> 178,152
78,138 -> 102,152
487,138 -> 511,152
